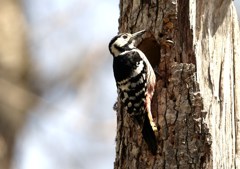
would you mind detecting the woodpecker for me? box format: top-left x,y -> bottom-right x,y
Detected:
109,30 -> 157,155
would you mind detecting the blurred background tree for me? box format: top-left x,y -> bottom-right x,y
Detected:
0,0 -> 118,169
0,0 -> 34,168
0,0 -> 239,169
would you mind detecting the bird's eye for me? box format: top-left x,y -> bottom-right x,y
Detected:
122,35 -> 128,39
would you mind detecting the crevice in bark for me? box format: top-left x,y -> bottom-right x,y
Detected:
177,0 -> 195,64
155,0 -> 159,23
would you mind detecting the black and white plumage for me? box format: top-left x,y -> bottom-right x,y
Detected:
109,30 -> 157,155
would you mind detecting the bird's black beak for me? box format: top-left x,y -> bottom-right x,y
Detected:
131,30 -> 146,40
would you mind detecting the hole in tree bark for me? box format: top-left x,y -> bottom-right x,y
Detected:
137,38 -> 160,69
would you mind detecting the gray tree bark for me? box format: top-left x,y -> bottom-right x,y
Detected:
114,0 -> 240,168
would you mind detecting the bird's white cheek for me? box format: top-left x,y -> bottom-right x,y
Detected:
128,41 -> 135,49
116,38 -> 127,47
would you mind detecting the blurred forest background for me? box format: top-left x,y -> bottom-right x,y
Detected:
0,0 -> 239,169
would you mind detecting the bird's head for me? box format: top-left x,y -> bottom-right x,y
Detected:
108,30 -> 146,57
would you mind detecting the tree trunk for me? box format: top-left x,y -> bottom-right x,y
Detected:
114,0 -> 240,168
0,0 -> 34,168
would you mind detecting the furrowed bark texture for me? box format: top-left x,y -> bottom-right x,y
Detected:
114,0 -> 240,168
191,1 -> 240,168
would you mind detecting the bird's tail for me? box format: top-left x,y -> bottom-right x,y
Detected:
136,114 -> 157,155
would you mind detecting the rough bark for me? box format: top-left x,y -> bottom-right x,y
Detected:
0,0 -> 34,168
114,0 -> 240,168
191,0 -> 240,168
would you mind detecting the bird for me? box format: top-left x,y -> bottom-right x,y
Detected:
108,30 -> 158,155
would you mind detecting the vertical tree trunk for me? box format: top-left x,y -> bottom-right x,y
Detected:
192,1 -> 240,168
114,0 -> 240,168
0,0 -> 34,168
